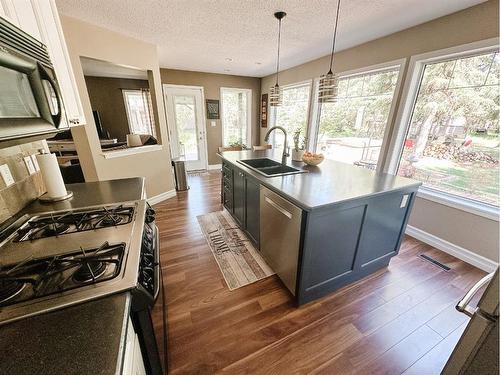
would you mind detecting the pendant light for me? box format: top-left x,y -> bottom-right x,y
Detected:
269,11 -> 286,107
318,0 -> 341,103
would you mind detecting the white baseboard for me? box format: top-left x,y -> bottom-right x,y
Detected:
147,189 -> 176,205
208,164 -> 222,170
405,225 -> 498,273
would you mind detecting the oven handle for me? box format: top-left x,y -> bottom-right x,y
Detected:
153,223 -> 161,302
456,271 -> 495,317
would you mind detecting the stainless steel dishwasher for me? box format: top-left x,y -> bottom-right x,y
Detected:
260,186 -> 302,295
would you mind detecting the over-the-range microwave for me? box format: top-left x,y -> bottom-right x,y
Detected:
0,16 -> 67,147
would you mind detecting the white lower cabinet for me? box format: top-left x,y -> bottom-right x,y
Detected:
0,0 -> 86,126
123,317 -> 147,375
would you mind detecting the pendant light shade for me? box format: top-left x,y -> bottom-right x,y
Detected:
269,11 -> 286,107
318,0 -> 341,103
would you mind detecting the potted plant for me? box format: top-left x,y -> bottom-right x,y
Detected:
292,128 -> 306,161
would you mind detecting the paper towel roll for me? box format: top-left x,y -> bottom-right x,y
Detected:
127,134 -> 142,147
36,153 -> 67,198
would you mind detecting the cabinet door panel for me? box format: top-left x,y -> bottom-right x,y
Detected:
302,204 -> 365,289
233,170 -> 245,226
356,191 -> 414,267
245,177 -> 260,246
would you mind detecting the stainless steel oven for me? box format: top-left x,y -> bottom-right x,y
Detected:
0,16 -> 66,146
131,204 -> 168,374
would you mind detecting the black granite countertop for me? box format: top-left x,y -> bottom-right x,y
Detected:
24,177 -> 145,215
0,293 -> 131,375
219,150 -> 421,211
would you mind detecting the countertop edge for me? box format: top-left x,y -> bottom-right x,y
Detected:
218,153 -> 421,211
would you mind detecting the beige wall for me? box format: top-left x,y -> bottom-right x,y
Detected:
84,76 -> 149,142
160,69 -> 261,165
261,0 -> 500,262
61,15 -> 175,198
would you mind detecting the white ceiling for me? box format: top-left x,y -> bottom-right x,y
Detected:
80,57 -> 148,80
56,0 -> 487,77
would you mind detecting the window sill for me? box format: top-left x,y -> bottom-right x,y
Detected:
101,145 -> 163,159
417,187 -> 499,222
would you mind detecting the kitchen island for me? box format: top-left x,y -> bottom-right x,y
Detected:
219,150 -> 421,305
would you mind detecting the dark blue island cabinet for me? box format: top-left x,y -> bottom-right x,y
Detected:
296,187 -> 418,305
221,156 -> 420,306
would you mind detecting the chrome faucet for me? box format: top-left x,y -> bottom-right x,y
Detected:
264,126 -> 289,165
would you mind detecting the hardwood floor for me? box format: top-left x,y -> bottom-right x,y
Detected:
154,171 -> 485,374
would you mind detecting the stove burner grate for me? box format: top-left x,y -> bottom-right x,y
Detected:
73,261 -> 107,283
0,280 -> 25,304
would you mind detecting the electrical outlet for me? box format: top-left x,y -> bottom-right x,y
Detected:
30,154 -> 40,171
400,194 -> 409,208
24,156 -> 36,175
0,164 -> 15,187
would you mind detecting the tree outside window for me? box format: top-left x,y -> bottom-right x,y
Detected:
315,68 -> 399,169
397,52 -> 499,206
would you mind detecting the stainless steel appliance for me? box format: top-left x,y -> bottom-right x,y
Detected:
0,17 -> 66,146
260,186 -> 302,295
0,201 -> 166,374
443,268 -> 499,374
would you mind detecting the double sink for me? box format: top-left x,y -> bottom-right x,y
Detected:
237,158 -> 307,177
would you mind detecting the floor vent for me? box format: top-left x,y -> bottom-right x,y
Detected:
419,254 -> 451,271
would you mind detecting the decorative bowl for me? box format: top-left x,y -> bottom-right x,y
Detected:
302,152 -> 324,166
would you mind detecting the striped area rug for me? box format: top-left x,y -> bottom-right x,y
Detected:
197,210 -> 274,290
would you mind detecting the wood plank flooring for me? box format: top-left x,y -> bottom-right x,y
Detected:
153,171 -> 485,374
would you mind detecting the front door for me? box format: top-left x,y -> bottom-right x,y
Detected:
164,85 -> 207,171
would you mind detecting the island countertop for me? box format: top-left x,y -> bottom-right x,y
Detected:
218,150 -> 421,211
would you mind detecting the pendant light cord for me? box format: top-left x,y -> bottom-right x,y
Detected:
328,0 -> 341,72
275,17 -> 282,86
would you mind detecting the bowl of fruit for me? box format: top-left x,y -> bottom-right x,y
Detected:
302,151 -> 324,166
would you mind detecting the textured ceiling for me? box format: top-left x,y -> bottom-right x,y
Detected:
56,0 -> 487,77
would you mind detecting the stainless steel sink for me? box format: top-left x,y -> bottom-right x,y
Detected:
237,158 -> 307,177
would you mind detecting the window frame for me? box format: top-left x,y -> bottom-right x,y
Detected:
122,88 -> 155,136
385,38 -> 500,220
309,59 -> 406,169
269,80 -> 314,147
220,87 -> 252,147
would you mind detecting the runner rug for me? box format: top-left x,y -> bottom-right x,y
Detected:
197,210 -> 274,290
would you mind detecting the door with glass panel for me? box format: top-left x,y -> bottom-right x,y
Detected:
164,85 -> 207,171
313,67 -> 400,169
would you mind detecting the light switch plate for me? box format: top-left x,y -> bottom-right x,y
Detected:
24,156 -> 36,175
0,164 -> 15,187
30,154 -> 40,171
211,120 -> 216,127
400,194 -> 409,208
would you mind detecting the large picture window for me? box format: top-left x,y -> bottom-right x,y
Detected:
221,88 -> 251,147
314,67 -> 400,168
122,89 -> 155,136
397,51 -> 499,207
270,82 -> 311,149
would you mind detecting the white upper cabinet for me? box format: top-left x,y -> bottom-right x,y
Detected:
0,0 -> 86,126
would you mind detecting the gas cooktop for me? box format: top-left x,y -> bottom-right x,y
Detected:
0,201 -> 149,325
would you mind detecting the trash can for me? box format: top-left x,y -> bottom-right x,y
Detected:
172,159 -> 189,191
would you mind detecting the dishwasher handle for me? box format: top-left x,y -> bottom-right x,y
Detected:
265,196 -> 292,219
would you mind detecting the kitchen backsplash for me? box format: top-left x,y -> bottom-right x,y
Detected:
0,141 -> 47,224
